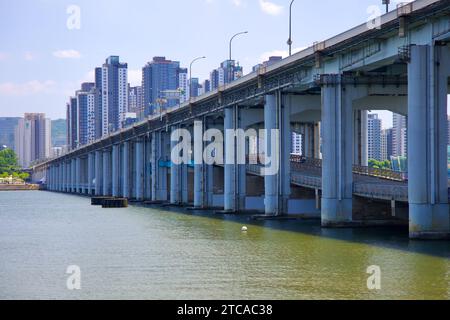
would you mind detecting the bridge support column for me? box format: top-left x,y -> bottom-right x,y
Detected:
224,106 -> 240,212
170,126 -> 181,204
152,131 -> 168,201
95,151 -> 103,196
353,110 -> 368,166
314,122 -> 321,159
76,158 -> 81,193
48,166 -> 52,191
87,153 -> 94,196
194,118 -> 215,208
135,139 -> 144,201
321,75 -> 354,227
71,159 -> 76,193
102,149 -> 111,196
60,164 -> 64,192
407,44 -> 450,239
122,142 -> 130,198
64,162 -> 68,192
61,162 -> 66,192
264,93 -> 291,215
194,120 -> 204,208
112,145 -> 120,197
145,136 -> 152,200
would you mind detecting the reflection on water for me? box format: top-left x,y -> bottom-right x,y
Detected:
0,191 -> 448,300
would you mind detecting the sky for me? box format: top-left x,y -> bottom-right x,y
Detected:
0,0 -> 431,129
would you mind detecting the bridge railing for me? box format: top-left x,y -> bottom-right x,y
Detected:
290,156 -> 407,182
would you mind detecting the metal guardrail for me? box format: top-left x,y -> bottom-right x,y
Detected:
290,156 -> 407,182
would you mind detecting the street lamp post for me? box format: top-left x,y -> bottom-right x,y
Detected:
287,0 -> 295,56
189,56 -> 206,101
229,31 -> 248,83
382,0 -> 390,13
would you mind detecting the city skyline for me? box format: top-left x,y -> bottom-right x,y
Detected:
0,0 -> 419,125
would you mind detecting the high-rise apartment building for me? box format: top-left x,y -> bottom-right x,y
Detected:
381,128 -> 393,161
210,60 -> 243,91
291,132 -> 302,155
15,113 -> 51,168
392,113 -> 407,157
0,117 -> 21,150
76,83 -> 97,146
142,57 -> 181,115
178,68 -> 188,103
368,113 -> 382,160
128,85 -> 143,117
100,56 -> 128,134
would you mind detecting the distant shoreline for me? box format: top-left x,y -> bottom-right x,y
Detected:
0,184 -> 40,191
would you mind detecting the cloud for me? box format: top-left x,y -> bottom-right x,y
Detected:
259,0 -> 283,15
260,47 -> 306,62
53,49 -> 81,59
0,80 -> 56,96
24,52 -> 36,61
231,0 -> 244,7
0,52 -> 8,61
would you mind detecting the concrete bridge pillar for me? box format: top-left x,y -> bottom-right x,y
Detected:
59,164 -> 63,192
320,75 -> 354,226
76,158 -> 81,193
95,151 -> 103,196
48,166 -> 52,191
102,149 -> 111,196
64,161 -> 69,192
353,110 -> 368,166
193,120 -> 205,208
135,138 -> 144,201
314,122 -> 322,159
122,141 -> 130,198
224,106 -> 246,212
407,44 -> 450,239
304,123 -> 314,158
112,145 -> 120,197
145,136 -> 152,200
71,159 -> 76,193
264,92 -> 291,215
170,126 -> 181,204
194,118 -> 215,208
151,131 -> 168,201
87,153 -> 94,196
61,162 -> 66,192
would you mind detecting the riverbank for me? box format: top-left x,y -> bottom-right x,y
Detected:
0,184 -> 40,191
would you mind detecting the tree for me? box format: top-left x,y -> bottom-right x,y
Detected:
0,148 -> 19,174
368,159 -> 391,170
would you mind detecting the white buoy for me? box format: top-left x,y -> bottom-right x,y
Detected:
241,226 -> 248,232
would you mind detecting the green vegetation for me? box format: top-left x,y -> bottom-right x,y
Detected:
0,148 -> 29,181
368,159 -> 391,170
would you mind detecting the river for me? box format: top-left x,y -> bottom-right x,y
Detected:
0,191 -> 448,299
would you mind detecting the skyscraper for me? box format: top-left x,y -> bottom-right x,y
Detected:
368,113 -> 382,161
252,56 -> 283,72
0,117 -> 21,150
100,56 -> 128,134
392,113 -> 407,157
128,85 -> 143,117
291,132 -> 302,155
381,128 -> 393,161
142,57 -> 181,115
76,83 -> 96,146
178,68 -> 188,103
15,113 -> 51,168
66,97 -> 78,150
209,60 -> 243,91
